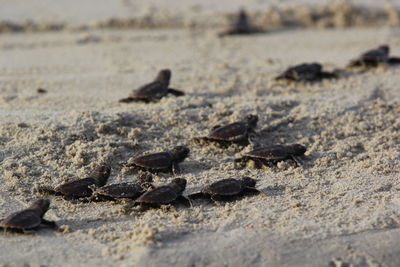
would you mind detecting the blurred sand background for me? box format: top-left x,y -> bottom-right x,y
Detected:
1,0 -> 400,266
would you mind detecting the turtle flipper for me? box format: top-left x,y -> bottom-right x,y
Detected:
211,125 -> 221,131
176,196 -> 192,207
167,88 -> 185,97
210,195 -> 226,205
188,192 -> 209,200
172,162 -> 181,175
118,97 -> 136,103
41,219 -> 58,229
318,72 -> 338,80
388,57 -> 400,65
291,156 -> 304,166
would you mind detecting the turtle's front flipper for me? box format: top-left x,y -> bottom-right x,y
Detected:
172,162 -> 181,175
248,132 -> 259,147
167,88 -> 185,96
210,195 -> 226,205
291,156 -> 304,166
41,219 -> 58,229
176,196 -> 192,207
388,57 -> 400,65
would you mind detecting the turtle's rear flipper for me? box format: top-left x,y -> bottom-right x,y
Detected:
167,88 -> 185,96
388,57 -> 400,65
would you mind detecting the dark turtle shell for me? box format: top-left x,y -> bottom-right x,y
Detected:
219,9 -> 263,36
136,178 -> 186,204
0,209 -> 42,230
202,178 -> 244,196
360,45 -> 389,62
94,182 -> 145,199
208,122 -> 248,141
129,81 -> 168,100
136,186 -> 180,204
55,177 -> 98,198
349,45 -> 391,67
278,63 -> 322,81
54,165 -> 111,198
0,199 -> 51,231
244,144 -> 306,160
131,152 -> 174,170
128,69 -> 171,101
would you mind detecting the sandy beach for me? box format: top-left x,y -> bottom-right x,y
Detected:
1,1 -> 400,266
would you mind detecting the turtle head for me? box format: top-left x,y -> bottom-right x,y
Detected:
244,114 -> 258,129
171,178 -> 187,192
170,146 -> 190,162
30,198 -> 51,215
238,9 -> 247,21
290,144 -> 307,156
378,45 -> 389,55
92,164 -> 111,186
233,9 -> 249,30
241,177 -> 257,188
155,69 -> 171,86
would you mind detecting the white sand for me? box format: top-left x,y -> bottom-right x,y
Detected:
1,1 -> 400,266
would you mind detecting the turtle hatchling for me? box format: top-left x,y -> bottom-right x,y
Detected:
90,173 -> 153,201
219,9 -> 264,37
193,114 -> 258,147
235,144 -> 307,168
0,199 -> 57,233
275,63 -> 337,82
124,178 -> 191,211
348,45 -> 400,68
119,69 -> 185,103
126,146 -> 189,175
189,177 -> 263,203
36,164 -> 111,200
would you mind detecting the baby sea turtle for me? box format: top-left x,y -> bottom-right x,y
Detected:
89,173 -> 153,201
193,114 -> 258,147
235,144 -> 307,168
189,177 -> 263,203
126,146 -> 190,175
219,9 -> 264,37
0,199 -> 57,233
36,164 -> 111,201
119,69 -> 185,103
275,63 -> 337,82
124,178 -> 191,211
348,45 -> 400,68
